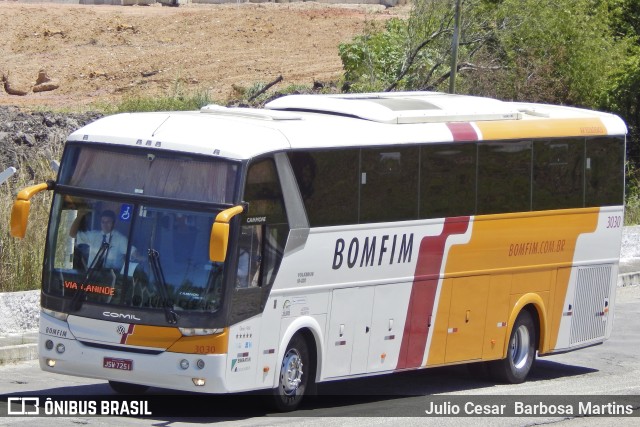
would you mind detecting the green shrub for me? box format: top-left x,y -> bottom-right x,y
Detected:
110,89 -> 214,113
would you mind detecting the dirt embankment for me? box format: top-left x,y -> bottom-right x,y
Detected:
0,2 -> 401,110
0,106 -> 103,173
0,3 -> 403,170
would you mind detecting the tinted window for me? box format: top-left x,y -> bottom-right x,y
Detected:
533,139 -> 584,210
420,144 -> 476,218
478,141 -> 532,214
60,145 -> 238,204
360,147 -> 419,223
288,150 -> 359,227
585,137 -> 625,206
243,158 -> 287,223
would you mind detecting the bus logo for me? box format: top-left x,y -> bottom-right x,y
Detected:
103,311 -> 141,321
332,233 -> 414,270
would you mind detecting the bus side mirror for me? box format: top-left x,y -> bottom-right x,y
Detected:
209,205 -> 244,263
11,182 -> 53,239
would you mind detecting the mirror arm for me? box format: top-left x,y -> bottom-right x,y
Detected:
15,180 -> 55,201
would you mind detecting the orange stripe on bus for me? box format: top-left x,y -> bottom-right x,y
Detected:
167,329 -> 229,355
124,325 -> 182,348
476,118 -> 607,140
426,208 -> 599,365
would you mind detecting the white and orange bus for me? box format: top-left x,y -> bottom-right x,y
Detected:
11,92 -> 626,411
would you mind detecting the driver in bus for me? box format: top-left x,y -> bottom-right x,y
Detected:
70,210 -> 139,272
236,225 -> 262,288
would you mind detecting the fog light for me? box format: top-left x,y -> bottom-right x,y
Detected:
55,343 -> 65,354
45,340 -> 54,350
192,378 -> 206,386
180,359 -> 189,370
196,359 -> 205,369
46,359 -> 56,367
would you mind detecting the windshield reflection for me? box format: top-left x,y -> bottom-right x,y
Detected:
47,195 -> 225,314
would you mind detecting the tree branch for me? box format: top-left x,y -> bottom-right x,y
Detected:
385,27 -> 452,92
248,75 -> 283,102
423,62 -> 502,90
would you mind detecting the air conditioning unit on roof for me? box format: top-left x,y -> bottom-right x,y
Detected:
265,93 -> 523,124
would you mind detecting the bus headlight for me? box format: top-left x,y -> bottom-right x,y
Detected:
45,340 -> 54,350
55,343 -> 65,354
196,359 -> 205,369
42,308 -> 69,321
178,328 -> 223,336
180,359 -> 189,370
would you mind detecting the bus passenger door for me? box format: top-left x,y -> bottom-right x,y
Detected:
444,276 -> 490,363
324,287 -> 374,378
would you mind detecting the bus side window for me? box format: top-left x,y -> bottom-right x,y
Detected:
237,157 -> 288,289
243,158 -> 287,223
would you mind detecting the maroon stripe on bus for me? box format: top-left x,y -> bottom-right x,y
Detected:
396,217 -> 471,370
446,122 -> 478,141
120,324 -> 135,344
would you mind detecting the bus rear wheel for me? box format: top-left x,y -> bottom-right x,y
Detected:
108,380 -> 149,395
490,309 -> 536,384
271,334 -> 311,412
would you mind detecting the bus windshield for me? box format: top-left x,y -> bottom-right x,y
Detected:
45,195 -> 227,317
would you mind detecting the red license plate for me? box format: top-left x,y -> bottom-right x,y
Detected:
103,357 -> 133,371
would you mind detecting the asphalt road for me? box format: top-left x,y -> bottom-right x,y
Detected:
0,285 -> 639,426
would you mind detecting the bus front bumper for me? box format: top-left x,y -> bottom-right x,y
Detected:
38,333 -> 232,394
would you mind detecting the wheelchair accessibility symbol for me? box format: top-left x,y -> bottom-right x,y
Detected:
119,204 -> 132,222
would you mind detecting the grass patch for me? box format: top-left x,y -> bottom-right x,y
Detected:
108,89 -> 215,113
100,78 -> 219,113
625,195 -> 640,226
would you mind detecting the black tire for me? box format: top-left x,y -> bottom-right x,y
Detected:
271,334 -> 311,412
489,309 -> 536,384
108,380 -> 149,395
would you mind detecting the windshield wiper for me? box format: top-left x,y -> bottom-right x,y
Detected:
70,242 -> 110,311
148,249 -> 178,324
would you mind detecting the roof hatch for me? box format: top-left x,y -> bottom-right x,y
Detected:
266,92 -> 522,124
201,104 -> 302,121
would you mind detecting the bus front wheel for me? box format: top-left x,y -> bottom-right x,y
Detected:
490,309 -> 536,384
272,334 -> 310,411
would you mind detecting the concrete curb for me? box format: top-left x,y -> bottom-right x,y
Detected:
0,333 -> 39,366
618,272 -> 640,287
0,290 -> 40,365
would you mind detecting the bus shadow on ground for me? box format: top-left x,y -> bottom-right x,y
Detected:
2,359 -> 597,420
306,359 -> 596,400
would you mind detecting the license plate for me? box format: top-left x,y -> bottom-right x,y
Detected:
103,357 -> 133,371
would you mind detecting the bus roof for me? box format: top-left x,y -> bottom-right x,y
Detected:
68,92 -> 627,160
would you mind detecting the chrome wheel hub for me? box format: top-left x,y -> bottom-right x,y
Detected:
281,348 -> 303,395
510,324 -> 530,369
